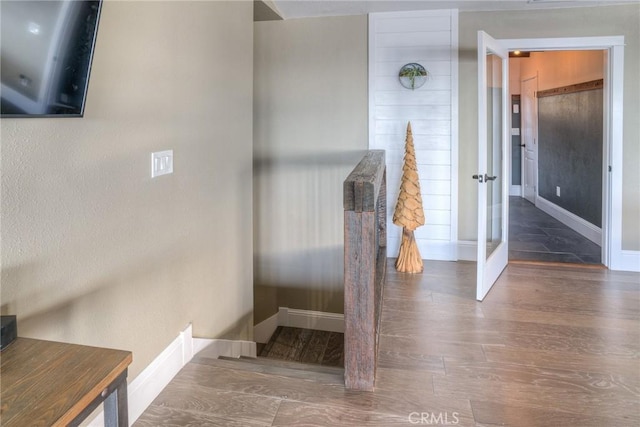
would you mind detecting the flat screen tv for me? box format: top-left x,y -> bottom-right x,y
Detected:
1,0 -> 102,117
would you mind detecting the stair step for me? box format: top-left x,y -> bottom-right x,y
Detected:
230,355 -> 344,375
191,354 -> 344,385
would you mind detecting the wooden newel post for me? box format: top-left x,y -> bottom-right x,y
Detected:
393,122 -> 425,273
343,150 -> 387,391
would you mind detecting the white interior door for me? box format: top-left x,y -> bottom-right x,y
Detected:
521,76 -> 538,203
476,31 -> 509,301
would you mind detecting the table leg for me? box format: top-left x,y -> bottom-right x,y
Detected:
104,370 -> 129,427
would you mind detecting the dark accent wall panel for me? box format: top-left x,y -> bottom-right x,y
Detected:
538,87 -> 603,227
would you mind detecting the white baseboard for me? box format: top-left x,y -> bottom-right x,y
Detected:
610,249 -> 640,272
253,312 -> 280,344
457,240 -> 477,261
535,196 -> 602,245
510,185 -> 521,196
194,338 -> 256,359
388,237 -> 457,261
88,324 -> 256,426
254,307 -> 345,343
281,308 -> 344,333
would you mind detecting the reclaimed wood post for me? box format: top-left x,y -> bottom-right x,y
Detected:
343,150 -> 387,391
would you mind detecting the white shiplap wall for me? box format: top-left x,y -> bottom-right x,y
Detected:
369,9 -> 459,261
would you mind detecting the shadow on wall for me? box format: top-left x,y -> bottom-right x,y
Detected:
253,150 -> 367,324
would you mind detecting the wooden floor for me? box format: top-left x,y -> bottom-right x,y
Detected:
260,326 -> 344,367
135,259 -> 640,426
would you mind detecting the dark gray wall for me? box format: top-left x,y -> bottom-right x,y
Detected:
538,88 -> 603,227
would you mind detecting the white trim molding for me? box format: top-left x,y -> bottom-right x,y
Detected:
457,240 -> 640,272
253,311 -> 281,344
254,307 -> 345,343
499,35 -> 626,270
611,250 -> 640,272
535,196 -> 602,245
510,185 -> 521,196
88,324 -> 256,426
457,240 -> 478,261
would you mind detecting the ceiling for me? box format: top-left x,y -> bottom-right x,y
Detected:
269,0 -> 637,19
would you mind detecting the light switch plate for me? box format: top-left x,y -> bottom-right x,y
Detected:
151,150 -> 173,178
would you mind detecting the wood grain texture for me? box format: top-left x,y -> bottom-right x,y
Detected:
343,151 -> 387,390
144,381 -> 280,424
537,78 -> 604,98
134,404 -> 272,427
343,150 -> 385,212
271,401 -> 410,426
0,338 -> 131,427
258,327 -> 344,367
135,259 -> 639,426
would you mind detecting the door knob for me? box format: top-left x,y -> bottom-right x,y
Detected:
484,174 -> 497,181
472,174 -> 484,183
520,144 -> 526,147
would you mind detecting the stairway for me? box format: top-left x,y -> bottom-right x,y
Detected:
258,326 -> 344,368
133,346 -> 351,426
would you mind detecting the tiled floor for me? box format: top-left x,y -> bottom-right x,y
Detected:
509,196 -> 602,264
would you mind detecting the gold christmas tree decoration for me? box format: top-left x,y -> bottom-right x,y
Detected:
393,122 -> 425,273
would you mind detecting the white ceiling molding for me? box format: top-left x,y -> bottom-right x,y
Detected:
272,0 -> 637,19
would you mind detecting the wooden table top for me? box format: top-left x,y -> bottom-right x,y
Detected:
0,337 -> 132,427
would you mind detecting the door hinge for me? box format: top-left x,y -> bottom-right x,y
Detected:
609,165 -> 612,172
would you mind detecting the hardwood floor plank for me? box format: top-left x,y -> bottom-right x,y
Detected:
381,310 -> 639,347
480,301 -> 640,331
444,358 -> 639,398
135,260 -> 639,426
172,362 -> 475,421
192,355 -> 345,385
482,345 -> 640,383
485,281 -> 640,320
378,334 -> 488,362
271,401 -> 411,426
321,332 -> 344,367
433,370 -> 639,420
378,350 -> 445,374
146,381 -> 280,424
382,297 -> 484,321
491,331 -> 638,358
374,367 -> 435,395
471,400 -> 638,427
299,330 -> 331,365
133,404 -> 273,427
381,321 -> 505,345
503,263 -> 640,284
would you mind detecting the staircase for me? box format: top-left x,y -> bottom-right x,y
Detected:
133,344 -> 350,426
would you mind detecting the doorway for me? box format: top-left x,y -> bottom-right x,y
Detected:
495,35 -> 626,270
508,49 -> 605,265
474,34 -> 625,300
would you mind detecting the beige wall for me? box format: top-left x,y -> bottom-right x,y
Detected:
0,0 -> 254,380
459,4 -> 640,250
253,15 -> 368,323
520,50 -> 604,90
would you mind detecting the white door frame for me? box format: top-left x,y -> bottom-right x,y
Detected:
499,36 -> 624,269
